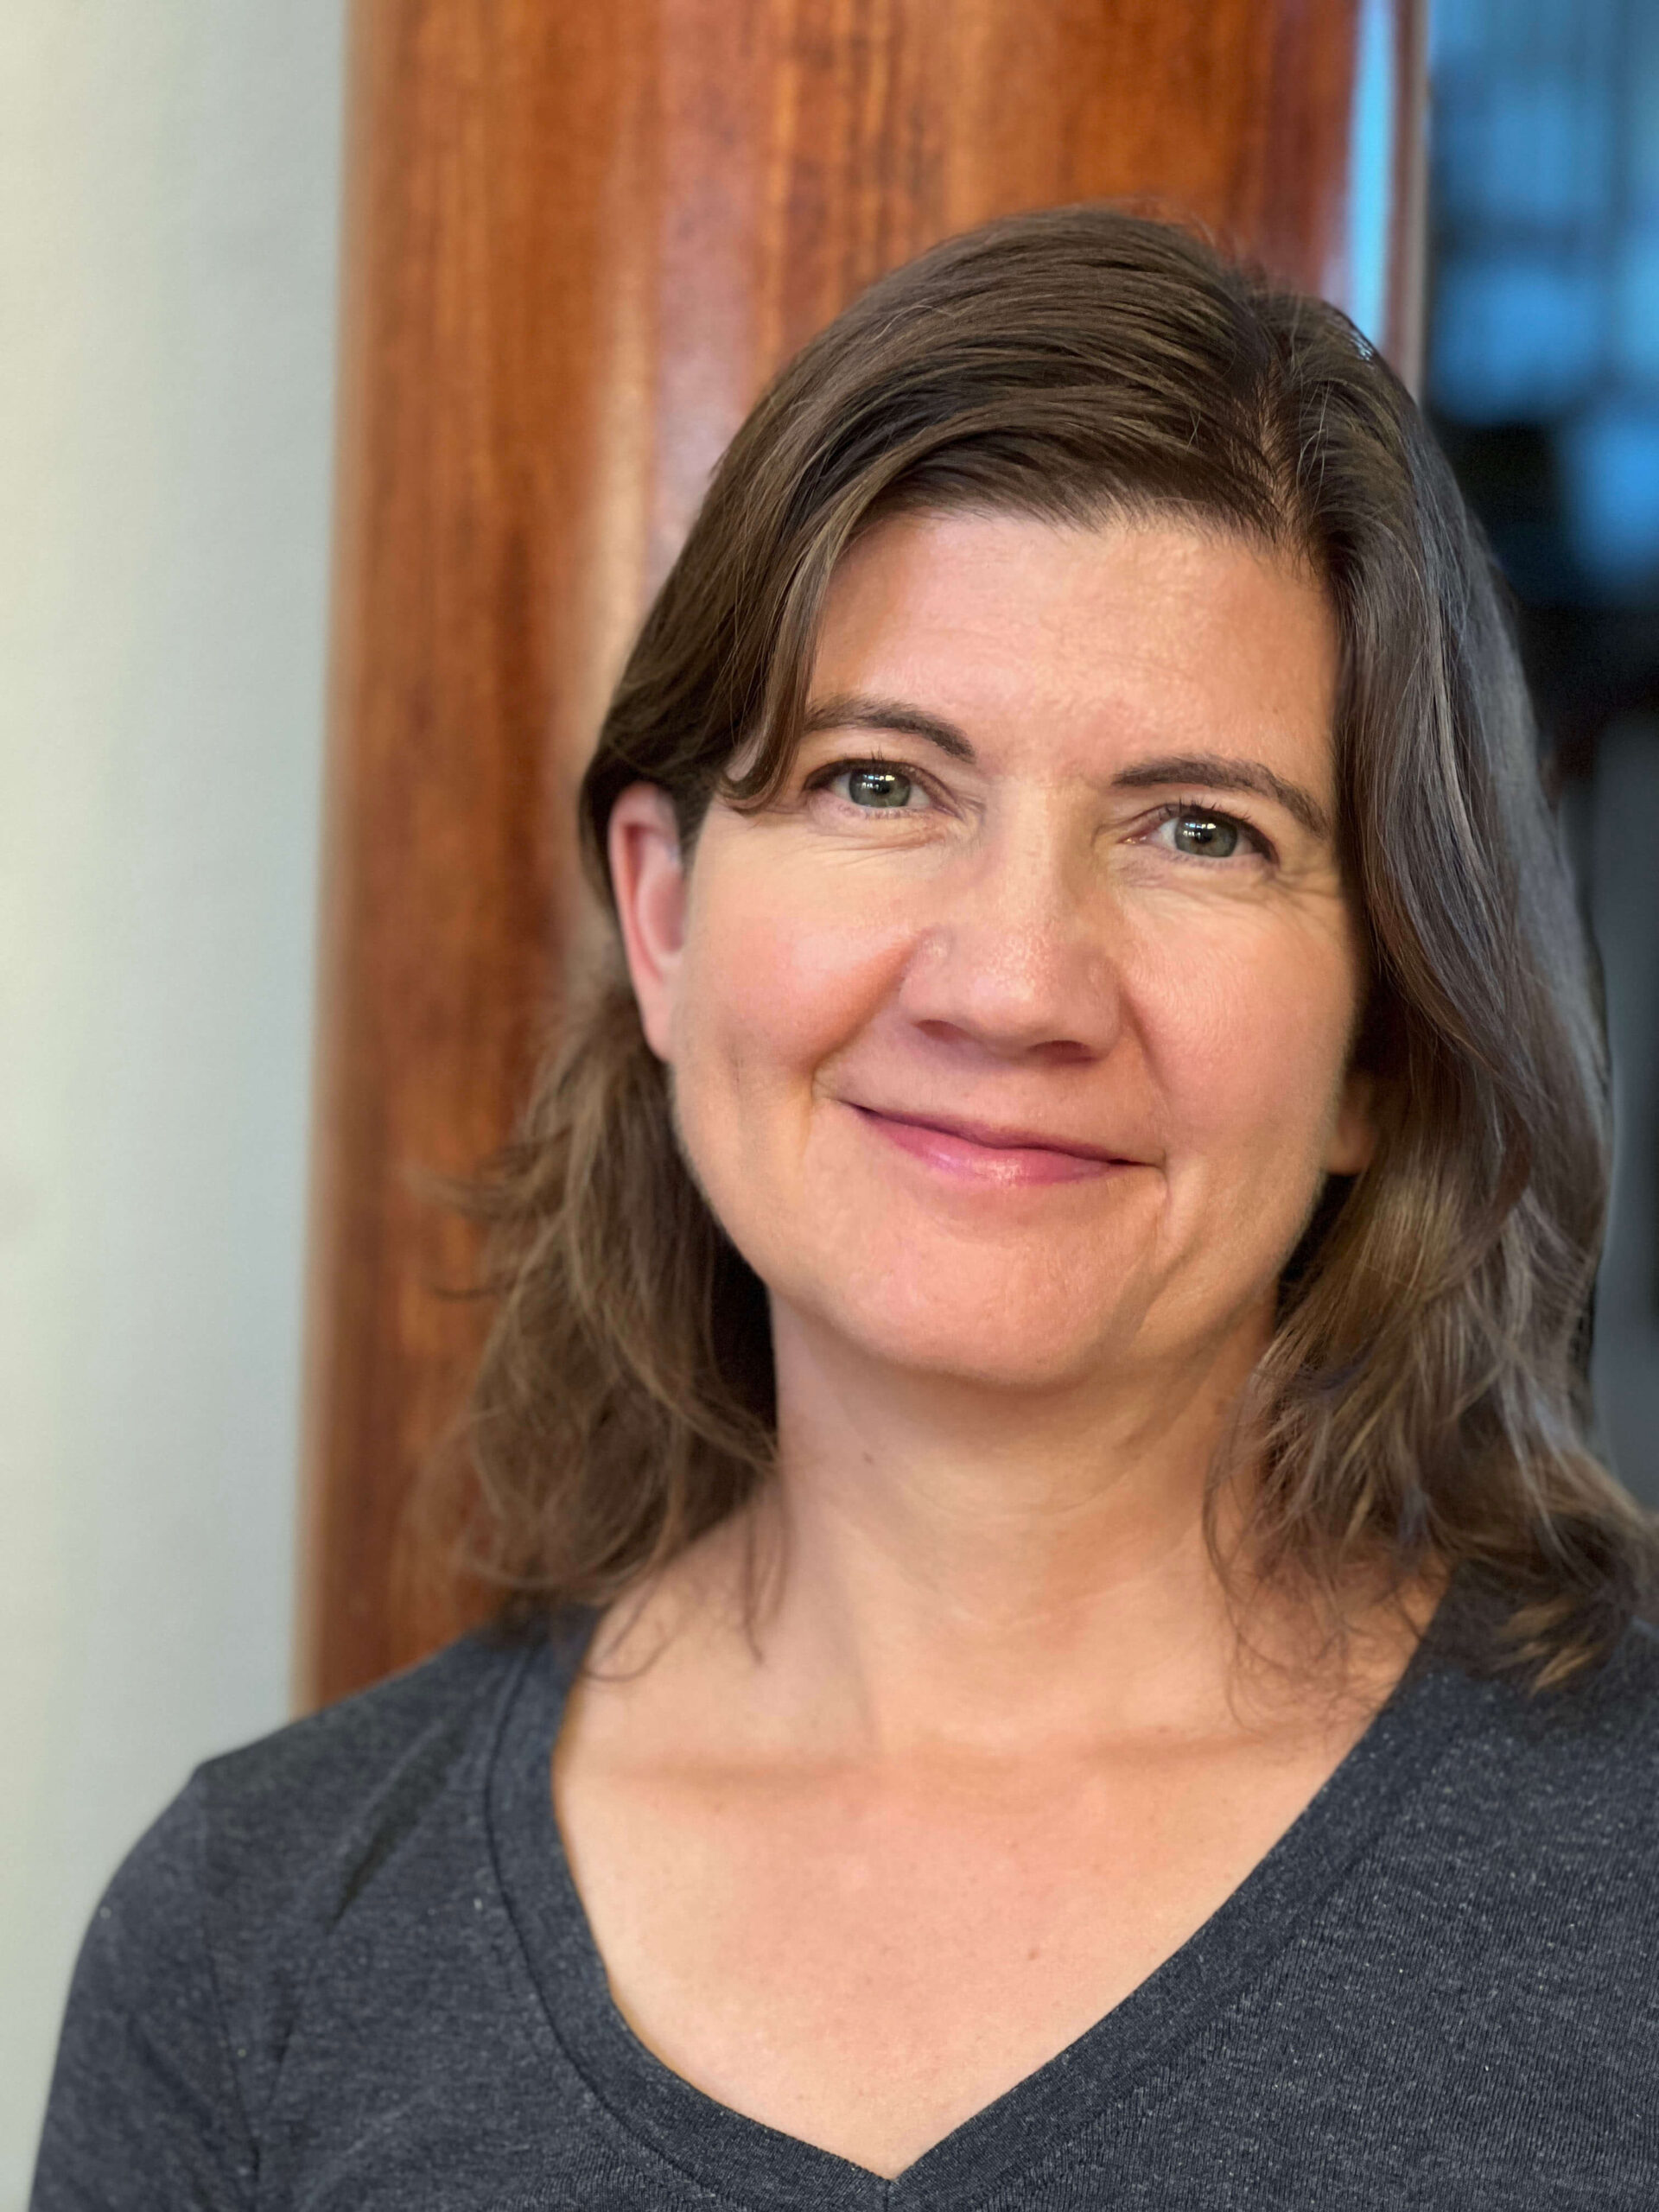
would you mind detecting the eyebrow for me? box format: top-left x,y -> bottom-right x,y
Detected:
800,693 -> 976,760
798,691 -> 1332,838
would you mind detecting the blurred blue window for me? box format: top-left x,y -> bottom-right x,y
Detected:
1612,226 -> 1659,385
1432,252 -> 1605,419
1559,400 -> 1659,592
1431,0 -> 1659,590
1435,76 -> 1613,232
1428,0 -> 1659,1494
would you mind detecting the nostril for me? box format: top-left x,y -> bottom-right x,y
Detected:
912,1018 -> 1096,1065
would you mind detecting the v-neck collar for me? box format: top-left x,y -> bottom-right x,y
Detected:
486,1604 -> 1482,2211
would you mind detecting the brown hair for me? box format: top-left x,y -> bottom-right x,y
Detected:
452,206 -> 1654,1683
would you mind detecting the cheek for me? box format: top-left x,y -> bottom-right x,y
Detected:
1137,912 -> 1359,1174
671,860 -> 903,1135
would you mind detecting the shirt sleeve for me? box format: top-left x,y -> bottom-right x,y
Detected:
29,1777 -> 257,2211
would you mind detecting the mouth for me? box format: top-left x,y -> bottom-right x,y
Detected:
842,1103 -> 1141,1187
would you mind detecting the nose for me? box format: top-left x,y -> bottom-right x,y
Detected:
895,810 -> 1122,1063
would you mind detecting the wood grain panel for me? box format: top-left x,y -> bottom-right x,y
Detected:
299,0 -> 1427,1707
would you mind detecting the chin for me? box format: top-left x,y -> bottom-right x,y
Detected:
803,1256 -> 1155,1395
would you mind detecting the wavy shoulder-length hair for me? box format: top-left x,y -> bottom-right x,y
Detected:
450,205 -> 1653,1683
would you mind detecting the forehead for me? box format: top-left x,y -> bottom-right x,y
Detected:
808,509 -> 1339,791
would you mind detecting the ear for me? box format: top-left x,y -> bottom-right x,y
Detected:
1325,1066 -> 1378,1176
607,784 -> 687,1063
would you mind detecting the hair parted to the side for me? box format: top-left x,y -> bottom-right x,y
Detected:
449,205 -> 1655,1684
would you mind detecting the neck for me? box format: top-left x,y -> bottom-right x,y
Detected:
668,1300 -> 1319,1758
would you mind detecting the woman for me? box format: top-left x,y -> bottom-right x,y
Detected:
34,209 -> 1659,2209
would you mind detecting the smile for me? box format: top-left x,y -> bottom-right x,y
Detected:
842,1103 -> 1138,1187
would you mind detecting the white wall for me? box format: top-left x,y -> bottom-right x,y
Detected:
0,6 -> 345,2197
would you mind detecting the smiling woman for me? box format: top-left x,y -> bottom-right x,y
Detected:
532,207 -> 1642,1688
32,208 -> 1659,2209
610,512 -> 1370,1417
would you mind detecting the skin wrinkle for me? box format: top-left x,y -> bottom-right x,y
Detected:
799,690 -> 1333,838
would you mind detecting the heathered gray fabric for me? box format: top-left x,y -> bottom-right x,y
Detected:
29,1597 -> 1659,2209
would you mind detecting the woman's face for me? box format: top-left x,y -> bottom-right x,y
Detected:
612,510 -> 1374,1397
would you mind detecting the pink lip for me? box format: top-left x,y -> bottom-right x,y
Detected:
845,1103 -> 1137,1187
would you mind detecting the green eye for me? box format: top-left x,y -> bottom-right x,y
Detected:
842,766 -> 916,809
1170,812 -> 1241,857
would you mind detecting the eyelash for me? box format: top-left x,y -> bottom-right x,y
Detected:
804,755 -> 933,806
1141,799 -> 1276,864
804,756 -> 1277,863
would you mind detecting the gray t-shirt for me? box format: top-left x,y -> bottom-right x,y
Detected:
29,1596 -> 1659,2209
